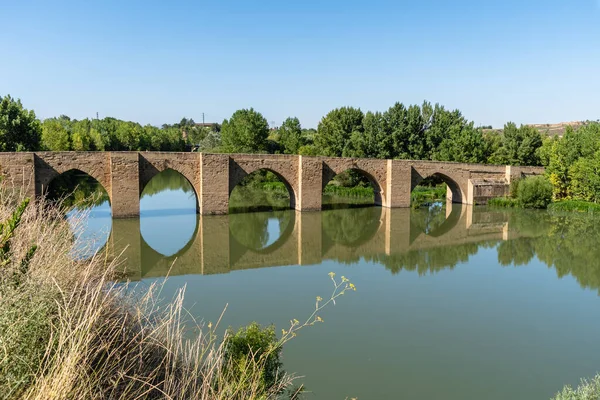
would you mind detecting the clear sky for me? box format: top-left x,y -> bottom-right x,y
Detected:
1,0 -> 599,128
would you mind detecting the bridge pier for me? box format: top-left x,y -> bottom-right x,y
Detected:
110,153 -> 141,218
199,153 -> 230,215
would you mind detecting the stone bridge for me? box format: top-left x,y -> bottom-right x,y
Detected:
0,152 -> 543,217
108,205 -> 538,280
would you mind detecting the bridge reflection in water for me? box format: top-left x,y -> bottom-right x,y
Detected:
108,203 -> 533,280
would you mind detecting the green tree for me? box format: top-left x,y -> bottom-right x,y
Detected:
0,95 -> 41,151
426,105 -> 468,160
278,117 -> 303,154
71,120 -> 92,151
406,104 -> 426,159
384,102 -> 410,159
516,175 -> 553,208
435,124 -> 487,163
491,123 -> 543,166
346,111 -> 391,158
41,116 -> 71,151
543,124 -> 600,199
569,151 -> 600,202
315,107 -> 364,157
221,108 -> 269,153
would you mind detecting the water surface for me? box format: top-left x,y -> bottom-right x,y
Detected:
70,172 -> 600,400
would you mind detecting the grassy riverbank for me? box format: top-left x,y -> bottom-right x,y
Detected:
0,192 -> 354,399
548,200 -> 600,213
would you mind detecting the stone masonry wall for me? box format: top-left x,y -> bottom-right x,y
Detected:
0,152 -> 545,217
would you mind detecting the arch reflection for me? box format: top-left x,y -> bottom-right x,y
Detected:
112,204 -> 507,278
140,169 -> 198,257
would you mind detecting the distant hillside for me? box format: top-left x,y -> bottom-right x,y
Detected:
482,121 -> 596,137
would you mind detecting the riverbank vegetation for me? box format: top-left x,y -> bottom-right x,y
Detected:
552,374 -> 600,400
490,175 -> 553,209
488,123 -> 600,210
547,200 -> 600,213
0,191 -> 355,399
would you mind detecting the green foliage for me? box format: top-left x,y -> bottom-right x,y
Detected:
221,108 -> 270,153
0,198 -> 32,266
41,116 -> 72,151
542,123 -> 600,200
516,175 -> 553,209
0,199 -> 45,397
329,170 -> 370,188
568,150 -> 600,202
552,374 -> 600,400
229,171 -> 291,213
490,123 -> 543,166
0,281 -> 57,398
195,131 -> 222,152
323,185 -> 374,198
345,111 -> 391,159
40,115 -> 188,152
434,123 -> 487,163
224,322 -> 283,392
315,107 -> 364,157
0,95 -> 42,151
410,184 -> 447,208
278,117 -> 303,154
509,177 -> 522,198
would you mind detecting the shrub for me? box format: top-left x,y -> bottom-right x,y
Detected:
224,322 -> 283,392
509,177 -> 521,198
516,175 -> 553,209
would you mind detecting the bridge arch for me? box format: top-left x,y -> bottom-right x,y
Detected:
139,168 -> 199,258
44,168 -> 111,207
322,165 -> 386,208
229,168 -> 297,212
139,168 -> 198,203
35,153 -> 112,202
411,170 -> 466,204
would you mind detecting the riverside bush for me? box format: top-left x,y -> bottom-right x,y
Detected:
517,175 -> 553,208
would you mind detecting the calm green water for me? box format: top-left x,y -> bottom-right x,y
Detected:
68,170 -> 600,400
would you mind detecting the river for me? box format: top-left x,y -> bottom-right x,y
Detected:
65,170 -> 600,400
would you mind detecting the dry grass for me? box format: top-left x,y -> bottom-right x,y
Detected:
0,189 -> 300,400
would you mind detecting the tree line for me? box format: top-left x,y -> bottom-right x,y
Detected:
1,94 -> 544,167
214,103 -> 544,167
5,93 -> 600,204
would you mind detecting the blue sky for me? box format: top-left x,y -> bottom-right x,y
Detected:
1,0 -> 599,128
